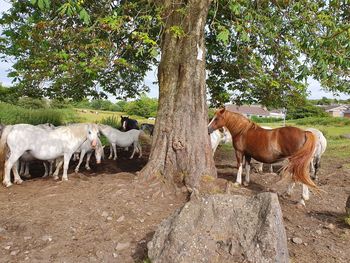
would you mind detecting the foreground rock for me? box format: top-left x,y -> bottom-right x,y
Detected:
148,192 -> 288,263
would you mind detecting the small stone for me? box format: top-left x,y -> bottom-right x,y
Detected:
316,229 -> 322,235
101,211 -> 109,217
292,237 -> 303,244
116,215 -> 125,222
25,256 -> 29,261
0,227 -> 6,233
146,212 -> 152,216
24,236 -> 32,241
4,246 -> 11,250
325,223 -> 335,230
10,250 -> 20,256
106,216 -> 113,221
139,218 -> 145,223
113,253 -> 118,258
115,242 -> 130,251
42,235 -> 52,242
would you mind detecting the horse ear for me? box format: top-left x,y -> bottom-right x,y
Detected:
219,108 -> 226,115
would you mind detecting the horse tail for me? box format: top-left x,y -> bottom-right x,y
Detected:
282,131 -> 317,189
0,125 -> 12,182
139,130 -> 152,145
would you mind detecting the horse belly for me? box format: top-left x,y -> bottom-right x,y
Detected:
29,144 -> 65,161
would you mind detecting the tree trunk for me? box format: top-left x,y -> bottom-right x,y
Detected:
140,0 -> 216,191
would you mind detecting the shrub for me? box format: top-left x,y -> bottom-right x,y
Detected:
251,116 -> 284,123
99,115 -> 120,129
292,116 -> 350,126
17,97 -> 49,109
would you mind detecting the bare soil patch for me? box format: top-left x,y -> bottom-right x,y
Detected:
0,145 -> 349,262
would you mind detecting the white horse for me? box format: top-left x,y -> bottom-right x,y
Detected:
98,124 -> 143,160
0,123 -> 99,187
306,128 -> 327,180
74,137 -> 104,173
18,123 -> 57,178
286,127 -> 327,206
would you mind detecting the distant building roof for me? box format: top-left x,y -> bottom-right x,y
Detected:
324,105 -> 349,112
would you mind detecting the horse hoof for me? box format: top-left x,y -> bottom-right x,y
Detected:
108,157 -> 112,160
113,158 -> 117,161
62,177 -> 68,181
14,179 -> 23,185
3,181 -> 13,187
86,167 -> 91,171
233,182 -> 241,187
243,181 -> 249,187
75,170 -> 79,174
297,199 -> 306,208
53,176 -> 59,180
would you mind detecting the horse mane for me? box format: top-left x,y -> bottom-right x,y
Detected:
223,111 -> 260,136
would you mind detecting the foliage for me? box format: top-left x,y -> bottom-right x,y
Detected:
124,94 -> 158,118
251,116 -> 283,123
50,98 -> 73,109
292,116 -> 350,127
99,115 -> 120,129
0,85 -> 19,104
0,102 -> 78,125
0,1 -> 349,107
286,101 -> 328,119
0,0 -> 159,100
17,97 -> 49,109
206,1 -> 350,107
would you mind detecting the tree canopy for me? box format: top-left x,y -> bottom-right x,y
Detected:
0,0 -> 349,106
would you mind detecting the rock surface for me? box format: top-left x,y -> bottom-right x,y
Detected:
148,192 -> 288,263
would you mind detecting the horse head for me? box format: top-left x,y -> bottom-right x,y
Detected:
208,108 -> 226,134
121,116 -> 129,130
87,124 -> 99,149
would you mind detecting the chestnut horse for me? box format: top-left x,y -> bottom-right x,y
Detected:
208,108 -> 317,204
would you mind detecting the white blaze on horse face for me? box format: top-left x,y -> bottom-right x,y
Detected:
122,121 -> 126,130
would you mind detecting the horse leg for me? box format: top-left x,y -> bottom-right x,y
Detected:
19,161 -> 25,176
243,156 -> 251,186
310,156 -> 316,180
302,184 -> 310,201
257,162 -> 263,173
12,161 -> 23,185
108,144 -> 113,159
85,152 -> 92,170
61,154 -> 71,181
24,162 -> 30,178
112,144 -> 118,160
268,164 -> 273,173
53,158 -> 63,180
234,151 -> 244,186
313,157 -> 321,181
3,153 -> 22,187
43,161 -> 49,177
138,142 -> 142,158
286,182 -> 295,196
130,143 -> 136,159
75,150 -> 86,173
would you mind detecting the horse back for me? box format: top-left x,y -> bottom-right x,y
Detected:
241,126 -> 307,163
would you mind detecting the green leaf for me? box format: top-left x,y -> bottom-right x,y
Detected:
79,8 -> 91,25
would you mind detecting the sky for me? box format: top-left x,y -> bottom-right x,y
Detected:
0,1 -> 349,101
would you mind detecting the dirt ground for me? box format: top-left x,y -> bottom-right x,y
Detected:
0,143 -> 349,263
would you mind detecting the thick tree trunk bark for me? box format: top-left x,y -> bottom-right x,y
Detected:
140,0 -> 216,191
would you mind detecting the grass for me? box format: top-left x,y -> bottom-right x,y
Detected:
0,102 -> 79,125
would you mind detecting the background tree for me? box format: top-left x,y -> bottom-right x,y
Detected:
1,0 -> 349,190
